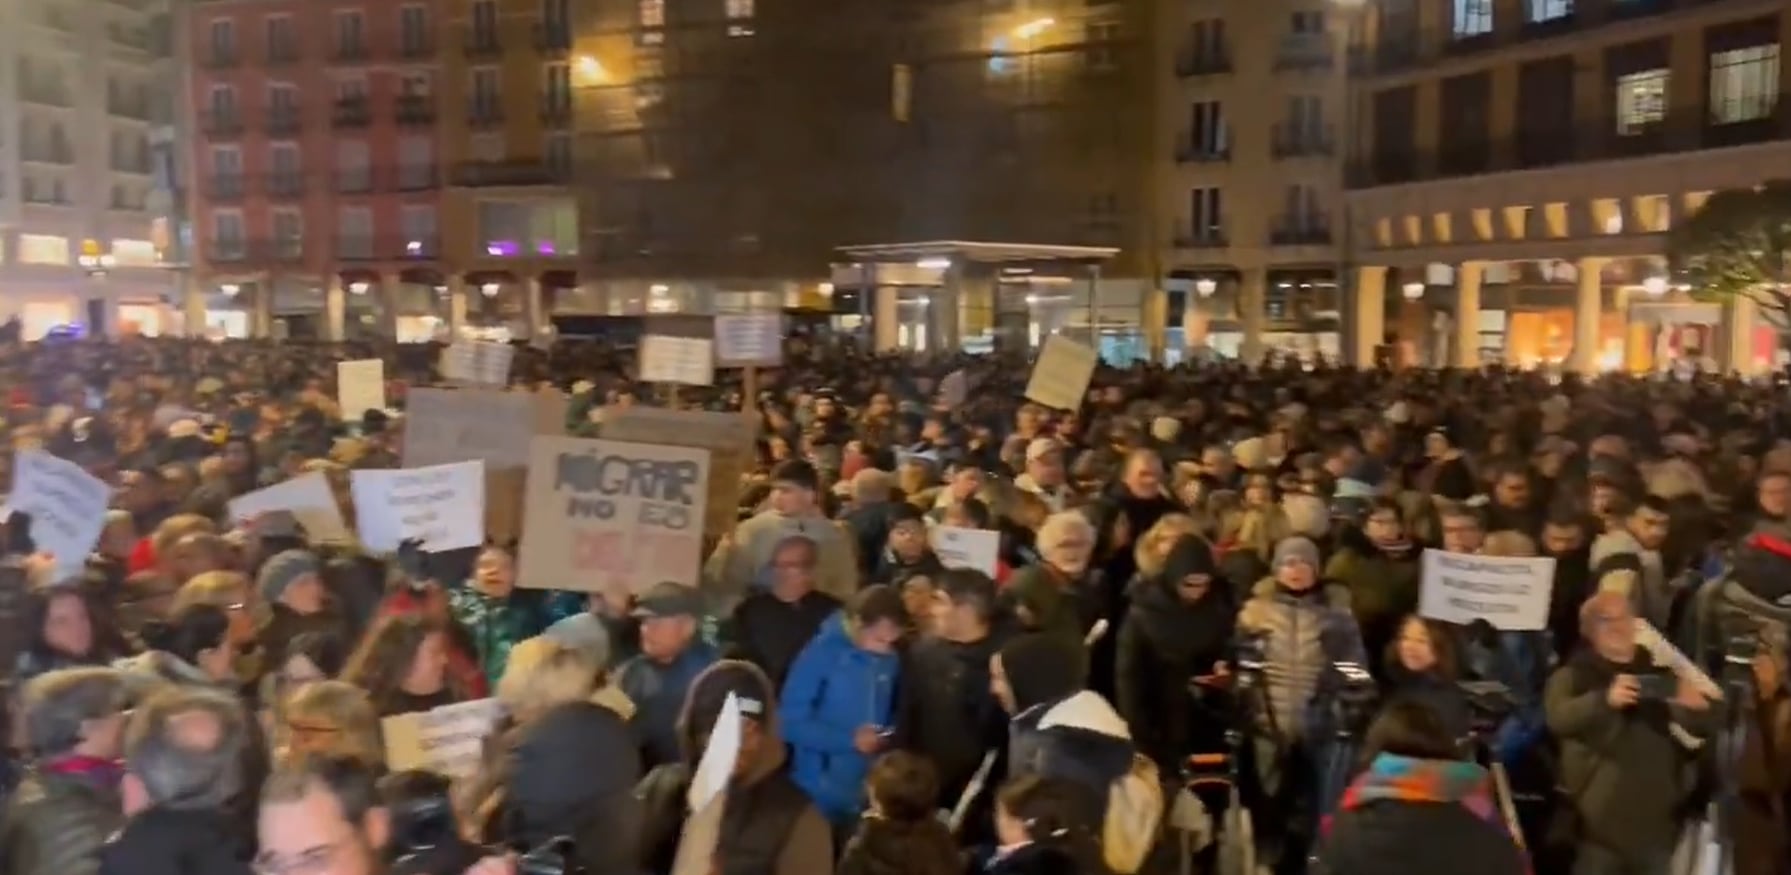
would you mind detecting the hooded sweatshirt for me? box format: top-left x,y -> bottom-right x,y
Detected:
705,509 -> 860,607
1115,536 -> 1236,769
778,612 -> 901,824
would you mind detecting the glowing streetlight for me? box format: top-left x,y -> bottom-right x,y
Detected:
1401,282 -> 1425,301
574,55 -> 608,86
1194,278 -> 1217,297
1641,276 -> 1668,296
1013,17 -> 1054,39
916,257 -> 951,269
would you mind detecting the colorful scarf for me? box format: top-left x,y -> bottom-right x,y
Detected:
1325,753 -> 1501,834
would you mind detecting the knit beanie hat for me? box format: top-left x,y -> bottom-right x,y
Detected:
1271,536 -> 1321,572
258,549 -> 321,604
544,613 -> 612,669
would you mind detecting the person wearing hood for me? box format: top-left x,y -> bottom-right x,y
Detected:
729,535 -> 844,689
1115,535 -> 1236,770
1312,700 -> 1527,875
870,502 -> 945,588
706,459 -> 860,606
1589,494 -> 1679,631
1324,498 -> 1420,675
779,585 -> 907,829
637,660 -> 834,875
616,582 -> 719,769
896,569 -> 1008,817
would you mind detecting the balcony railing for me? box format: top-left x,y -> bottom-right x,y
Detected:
266,172 -> 306,198
467,101 -> 505,127
108,97 -> 153,121
1271,123 -> 1335,158
267,107 -> 303,135
333,98 -> 372,128
1269,223 -> 1333,246
111,156 -> 152,174
204,175 -> 247,201
393,163 -> 441,191
534,22 -> 572,53
201,50 -> 239,69
332,235 -> 443,262
450,159 -> 571,188
1174,132 -> 1230,163
464,34 -> 502,58
1172,225 -> 1228,248
20,87 -> 73,108
539,101 -> 572,125
266,42 -> 301,65
1174,50 -> 1231,77
1274,35 -> 1333,71
398,38 -> 435,59
22,145 -> 75,165
333,42 -> 371,63
207,239 -> 305,265
396,95 -> 437,125
200,111 -> 246,137
334,170 -> 375,194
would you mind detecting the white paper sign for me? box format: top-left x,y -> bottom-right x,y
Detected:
938,370 -> 969,407
1418,549 -> 1555,631
670,694 -> 742,875
639,335 -> 715,386
1024,336 -> 1098,411
440,341 -> 515,387
713,314 -> 783,366
381,698 -> 505,778
4,450 -> 111,580
929,525 -> 1001,577
349,461 -> 485,552
1636,619 -> 1723,701
227,472 -> 352,543
337,359 -> 387,419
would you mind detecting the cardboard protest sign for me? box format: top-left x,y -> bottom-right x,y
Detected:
1418,549 -> 1555,631
669,694 -> 743,875
5,449 -> 112,580
1024,336 -> 1098,411
401,387 -> 566,543
337,359 -> 387,419
381,698 -> 505,778
930,526 -> 1000,577
228,472 -> 352,543
713,314 -> 784,367
439,340 -> 515,387
350,461 -> 485,552
639,335 -> 716,386
600,407 -> 752,537
517,436 -> 710,596
938,370 -> 969,407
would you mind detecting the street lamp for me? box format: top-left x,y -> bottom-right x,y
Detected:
220,283 -> 241,298
1194,278 -> 1218,297
1641,276 -> 1669,296
480,282 -> 501,298
1402,282 -> 1425,301
349,281 -> 370,295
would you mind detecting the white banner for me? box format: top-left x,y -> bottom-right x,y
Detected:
337,359 -> 387,419
439,340 -> 515,387
1024,336 -> 1097,411
350,461 -> 485,553
381,698 -> 505,778
639,335 -> 715,386
4,450 -> 111,580
227,472 -> 352,544
929,525 -> 1001,578
1418,549 -> 1555,631
713,314 -> 783,367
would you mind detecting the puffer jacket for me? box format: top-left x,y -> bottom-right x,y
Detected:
1236,577 -> 1367,742
0,765 -> 124,875
779,612 -> 900,824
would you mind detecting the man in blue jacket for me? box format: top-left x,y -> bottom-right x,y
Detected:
778,584 -> 907,828
616,582 -> 718,768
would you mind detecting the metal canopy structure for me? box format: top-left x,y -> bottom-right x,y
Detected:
835,240 -> 1119,266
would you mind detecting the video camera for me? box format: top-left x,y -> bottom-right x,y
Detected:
1319,661 -> 1379,739
1459,679 -> 1515,737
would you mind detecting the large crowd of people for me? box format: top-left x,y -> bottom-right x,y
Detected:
0,334 -> 1787,875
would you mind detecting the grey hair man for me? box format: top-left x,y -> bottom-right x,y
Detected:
0,667 -> 130,875
97,687 -> 257,875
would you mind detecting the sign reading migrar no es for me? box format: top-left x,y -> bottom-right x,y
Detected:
517,436 -> 711,596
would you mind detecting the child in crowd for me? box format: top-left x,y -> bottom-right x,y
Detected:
837,752 -> 960,875
984,775 -> 1106,875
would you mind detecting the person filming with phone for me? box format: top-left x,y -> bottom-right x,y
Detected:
1544,590 -> 1715,875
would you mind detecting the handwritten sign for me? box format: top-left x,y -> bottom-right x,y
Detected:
713,314 -> 783,367
337,359 -> 387,419
227,472 -> 351,544
639,335 -> 715,386
350,461 -> 485,552
439,340 -> 514,387
929,525 -> 1000,577
5,449 -> 111,580
1024,336 -> 1098,411
1418,549 -> 1555,631
601,407 -> 752,537
517,436 -> 711,596
381,698 -> 505,778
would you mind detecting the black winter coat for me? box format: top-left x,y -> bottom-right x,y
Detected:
96,808 -> 253,875
1314,799 -> 1526,875
1114,576 -> 1234,770
727,589 -> 842,689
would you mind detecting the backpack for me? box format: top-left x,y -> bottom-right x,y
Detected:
1103,752 -> 1166,875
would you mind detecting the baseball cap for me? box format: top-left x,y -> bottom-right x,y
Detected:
630,581 -> 703,619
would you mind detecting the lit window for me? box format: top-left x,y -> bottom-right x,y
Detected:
17,234 -> 69,265
725,0 -> 753,35
638,0 -> 663,28
1525,0 -> 1571,23
1452,0 -> 1492,38
111,239 -> 158,267
1708,43 -> 1781,124
1614,69 -> 1667,135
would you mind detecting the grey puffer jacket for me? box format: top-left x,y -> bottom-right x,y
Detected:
0,768 -> 124,875
1236,577 -> 1366,742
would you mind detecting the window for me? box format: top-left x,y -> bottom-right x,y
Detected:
17,234 -> 69,265
1086,21 -> 1120,71
401,205 -> 438,253
544,63 -> 572,114
1288,94 -> 1324,138
336,77 -> 369,102
543,0 -> 570,29
638,0 -> 664,28
210,145 -> 243,176
1283,184 -> 1323,229
268,83 -> 299,114
472,67 -> 501,115
400,72 -> 433,98
1526,0 -> 1572,23
400,5 -> 429,54
335,10 -> 366,57
208,19 -> 236,61
399,136 -> 434,188
265,16 -> 297,60
477,198 -> 578,257
726,0 -> 753,35
1190,19 -> 1226,58
1290,10 -> 1326,34
1453,0 -> 1492,38
1614,69 -> 1667,135
1189,100 -> 1226,154
547,132 -> 573,174
270,142 -> 300,189
209,84 -> 238,119
472,0 -> 498,45
335,141 -> 370,192
471,133 -> 506,162
272,208 -> 303,257
1709,44 -> 1781,124
1189,186 -> 1223,239
336,206 -> 373,258
211,211 -> 246,255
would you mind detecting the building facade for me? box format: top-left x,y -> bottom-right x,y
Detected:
571,0 -> 1164,354
1345,0 -> 1789,373
1156,0 -> 1352,362
0,0 -> 179,339
185,0 -> 452,340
